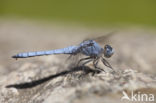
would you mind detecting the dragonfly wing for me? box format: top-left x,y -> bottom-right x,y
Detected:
93,31 -> 116,45
77,32 -> 114,49
66,53 -> 83,66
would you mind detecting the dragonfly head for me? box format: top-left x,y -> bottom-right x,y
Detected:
104,45 -> 114,58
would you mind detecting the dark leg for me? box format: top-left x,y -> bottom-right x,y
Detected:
101,57 -> 114,70
93,58 -> 105,72
77,57 -> 92,66
81,59 -> 93,66
81,59 -> 93,72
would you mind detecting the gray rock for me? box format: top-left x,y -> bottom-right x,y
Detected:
0,20 -> 156,103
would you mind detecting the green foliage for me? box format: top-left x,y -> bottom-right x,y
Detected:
0,0 -> 156,26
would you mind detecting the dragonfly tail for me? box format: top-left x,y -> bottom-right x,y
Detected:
12,46 -> 78,59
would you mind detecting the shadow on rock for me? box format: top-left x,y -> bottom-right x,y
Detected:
6,66 -> 100,89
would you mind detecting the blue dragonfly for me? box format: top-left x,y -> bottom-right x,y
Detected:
12,34 -> 115,72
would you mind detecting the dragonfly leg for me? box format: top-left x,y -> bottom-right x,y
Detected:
93,58 -> 105,72
81,59 -> 93,72
101,57 -> 114,71
82,59 -> 93,66
77,57 -> 92,66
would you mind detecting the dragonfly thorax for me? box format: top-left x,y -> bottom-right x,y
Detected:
80,40 -> 104,57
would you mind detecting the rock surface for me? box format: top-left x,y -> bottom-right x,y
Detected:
0,20 -> 156,103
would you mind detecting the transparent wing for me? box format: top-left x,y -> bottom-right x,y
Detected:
66,53 -> 83,67
93,31 -> 116,44
84,31 -> 116,46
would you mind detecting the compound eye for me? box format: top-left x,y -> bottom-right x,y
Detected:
104,45 -> 114,58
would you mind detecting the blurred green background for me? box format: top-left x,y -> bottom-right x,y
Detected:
0,0 -> 156,27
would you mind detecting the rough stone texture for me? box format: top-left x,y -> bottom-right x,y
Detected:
0,20 -> 156,103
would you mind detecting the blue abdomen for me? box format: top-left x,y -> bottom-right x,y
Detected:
12,46 -> 78,58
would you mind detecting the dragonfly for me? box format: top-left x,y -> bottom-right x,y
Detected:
12,33 -> 115,72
